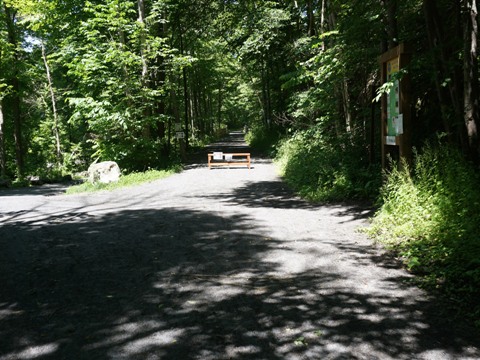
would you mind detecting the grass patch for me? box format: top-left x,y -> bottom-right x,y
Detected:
365,143 -> 480,326
66,167 -> 181,194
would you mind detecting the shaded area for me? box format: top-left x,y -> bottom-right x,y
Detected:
1,206 -> 479,359
0,183 -> 70,197
197,180 -> 375,221
1,131 -> 479,359
197,180 -> 316,209
186,131 -> 258,169
205,131 -> 251,154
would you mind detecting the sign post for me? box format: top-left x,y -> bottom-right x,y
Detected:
379,43 -> 412,169
173,123 -> 186,161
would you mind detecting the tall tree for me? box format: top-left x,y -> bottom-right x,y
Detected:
463,0 -> 480,162
0,101 -> 5,177
2,2 -> 24,177
41,40 -> 62,164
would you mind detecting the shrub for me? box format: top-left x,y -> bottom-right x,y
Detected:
245,124 -> 282,156
366,143 -> 480,325
275,126 -> 380,202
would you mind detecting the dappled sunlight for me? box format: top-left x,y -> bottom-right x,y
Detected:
0,343 -> 59,360
197,180 -> 315,210
1,203 -> 478,358
1,135 -> 479,359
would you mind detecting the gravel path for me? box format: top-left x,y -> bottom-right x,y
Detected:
0,132 -> 479,359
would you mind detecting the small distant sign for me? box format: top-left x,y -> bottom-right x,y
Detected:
393,114 -> 403,135
385,136 -> 396,145
174,123 -> 182,131
176,131 -> 185,139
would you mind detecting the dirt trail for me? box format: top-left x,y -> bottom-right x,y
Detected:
0,132 -> 479,359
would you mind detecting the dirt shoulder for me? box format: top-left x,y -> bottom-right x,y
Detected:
0,133 -> 479,359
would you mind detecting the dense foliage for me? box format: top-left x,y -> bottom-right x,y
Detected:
275,126 -> 381,202
366,143 -> 480,325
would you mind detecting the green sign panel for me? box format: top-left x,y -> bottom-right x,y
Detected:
386,58 -> 403,136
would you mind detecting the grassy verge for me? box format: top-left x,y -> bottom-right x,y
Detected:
66,167 -> 181,194
364,144 -> 480,327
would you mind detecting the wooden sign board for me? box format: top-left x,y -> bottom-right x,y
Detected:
379,43 -> 412,169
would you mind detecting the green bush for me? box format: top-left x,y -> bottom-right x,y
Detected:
366,143 -> 480,325
275,126 -> 380,202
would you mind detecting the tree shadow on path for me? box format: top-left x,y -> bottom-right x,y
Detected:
0,130 -> 479,359
1,203 -> 480,359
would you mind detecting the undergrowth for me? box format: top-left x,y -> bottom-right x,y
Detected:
274,127 -> 381,202
66,167 -> 181,194
365,143 -> 480,326
245,124 -> 282,156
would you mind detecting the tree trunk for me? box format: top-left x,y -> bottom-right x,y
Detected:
153,10 -> 168,142
379,0 -> 398,51
261,64 -> 268,128
307,0 -> 316,37
463,0 -> 480,163
217,84 -> 222,132
342,79 -> 352,134
182,67 -> 189,149
320,0 -> 326,51
41,41 -> 62,165
170,85 -> 185,159
0,102 -> 5,177
137,0 -> 148,83
179,28 -> 189,150
423,0 -> 464,144
326,3 -> 351,136
386,0 -> 398,49
4,4 -> 23,178
266,60 -> 272,129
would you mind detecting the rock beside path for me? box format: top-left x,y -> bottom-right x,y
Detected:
88,161 -> 121,184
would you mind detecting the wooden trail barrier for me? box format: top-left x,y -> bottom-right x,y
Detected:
208,152 -> 251,169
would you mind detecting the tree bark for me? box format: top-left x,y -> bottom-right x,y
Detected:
41,41 -> 62,165
379,0 -> 398,51
307,0 -> 316,37
320,0 -> 326,51
386,0 -> 398,49
463,0 -> 480,163
153,10 -> 168,142
4,4 -> 23,178
342,79 -> 352,134
261,63 -> 268,128
217,84 -> 222,132
266,60 -> 272,129
137,0 -> 148,83
0,102 -> 5,177
179,27 -> 189,150
423,0 -> 464,144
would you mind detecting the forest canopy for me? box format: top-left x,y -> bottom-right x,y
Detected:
0,0 -> 479,180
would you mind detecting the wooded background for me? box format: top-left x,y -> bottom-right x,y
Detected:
0,0 -> 479,178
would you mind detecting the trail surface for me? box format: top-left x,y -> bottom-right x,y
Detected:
0,132 -> 479,359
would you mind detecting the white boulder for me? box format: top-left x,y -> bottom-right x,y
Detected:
88,161 -> 121,184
